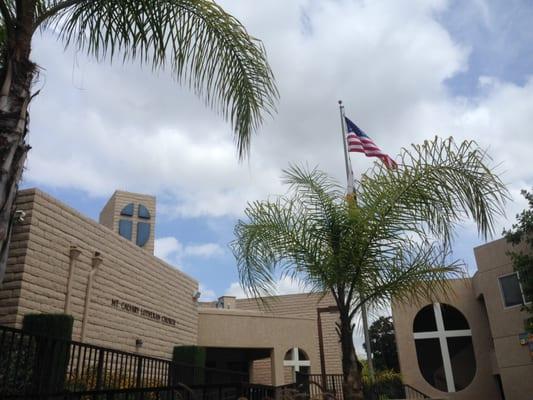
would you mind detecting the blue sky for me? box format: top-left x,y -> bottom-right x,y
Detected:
440,0 -> 533,95
21,0 -> 533,349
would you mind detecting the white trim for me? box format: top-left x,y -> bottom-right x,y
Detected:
434,303 -> 455,393
413,329 -> 471,340
284,360 -> 311,368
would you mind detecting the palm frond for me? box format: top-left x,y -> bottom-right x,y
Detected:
357,137 -> 508,260
353,240 -> 464,316
233,138 -> 507,331
38,0 -> 278,158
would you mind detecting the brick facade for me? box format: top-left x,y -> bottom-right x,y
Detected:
0,188 -> 344,381
0,189 -> 198,359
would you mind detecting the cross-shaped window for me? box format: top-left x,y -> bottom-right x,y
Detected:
413,303 -> 476,393
118,203 -> 151,247
283,347 -> 310,379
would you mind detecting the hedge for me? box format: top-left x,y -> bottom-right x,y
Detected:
22,313 -> 74,394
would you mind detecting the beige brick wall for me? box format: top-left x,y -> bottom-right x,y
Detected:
1,188 -> 198,359
0,190 -> 34,326
236,293 -> 343,377
250,358 -> 272,384
99,194 -> 116,231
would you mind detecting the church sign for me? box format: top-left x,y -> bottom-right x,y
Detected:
111,299 -> 177,327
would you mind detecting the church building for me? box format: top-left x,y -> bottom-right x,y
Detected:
1,188 -> 532,399
0,188 -> 342,386
392,238 -> 533,400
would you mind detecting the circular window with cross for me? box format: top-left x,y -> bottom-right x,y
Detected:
284,347 -> 310,380
413,303 -> 476,393
118,203 -> 151,247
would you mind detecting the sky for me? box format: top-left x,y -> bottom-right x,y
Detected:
22,0 -> 533,352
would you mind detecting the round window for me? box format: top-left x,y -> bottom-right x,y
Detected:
413,303 -> 476,392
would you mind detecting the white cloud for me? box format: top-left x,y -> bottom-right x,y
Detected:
225,282 -> 246,299
154,237 -> 182,260
199,284 -> 217,302
225,276 -> 310,299
23,1 -> 532,231
154,237 -> 224,266
184,243 -> 223,258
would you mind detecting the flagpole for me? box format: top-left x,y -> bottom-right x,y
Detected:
338,101 -> 355,193
337,100 -> 375,380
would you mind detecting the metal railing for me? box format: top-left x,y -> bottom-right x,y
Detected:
1,324 -> 429,400
0,325 -> 247,398
2,382 -> 288,400
403,384 -> 430,399
296,373 -> 430,400
296,373 -> 344,399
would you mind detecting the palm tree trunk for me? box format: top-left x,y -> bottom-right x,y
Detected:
0,8 -> 36,284
339,314 -> 364,400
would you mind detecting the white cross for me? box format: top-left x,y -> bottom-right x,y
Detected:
283,347 -> 311,377
413,303 -> 472,393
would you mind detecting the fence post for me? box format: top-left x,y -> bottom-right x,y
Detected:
95,348 -> 105,390
134,358 -> 144,400
167,362 -> 174,388
136,357 -> 143,388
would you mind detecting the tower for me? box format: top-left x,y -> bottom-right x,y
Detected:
99,190 -> 156,254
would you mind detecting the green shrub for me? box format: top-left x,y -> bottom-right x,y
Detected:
23,313 -> 74,339
172,346 -> 206,385
362,368 -> 403,400
0,333 -> 35,395
22,313 -> 74,394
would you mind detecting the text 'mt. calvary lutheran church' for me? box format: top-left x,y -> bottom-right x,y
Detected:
0,188 -> 532,399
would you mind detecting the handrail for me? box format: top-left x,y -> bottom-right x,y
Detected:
403,383 -> 430,398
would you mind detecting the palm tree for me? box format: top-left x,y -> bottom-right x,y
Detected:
0,0 -> 278,281
232,137 -> 507,400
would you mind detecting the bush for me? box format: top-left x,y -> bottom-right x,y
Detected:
22,313 -> 74,394
172,346 -> 206,385
22,313 -> 74,339
0,332 -> 35,395
362,369 -> 403,400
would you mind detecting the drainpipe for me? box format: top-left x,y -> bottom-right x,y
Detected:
64,246 -> 82,314
80,251 -> 103,342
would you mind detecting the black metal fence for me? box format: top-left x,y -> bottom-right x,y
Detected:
296,373 -> 343,399
1,324 -> 429,400
0,325 -> 248,399
2,382 -> 287,400
295,373 -> 430,400
402,384 -> 430,399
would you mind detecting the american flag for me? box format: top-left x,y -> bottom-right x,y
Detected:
345,117 -> 397,169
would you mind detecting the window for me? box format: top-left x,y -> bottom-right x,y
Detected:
118,203 -> 152,248
120,203 -> 134,216
499,273 -> 525,308
283,347 -> 310,378
136,222 -> 150,247
413,303 -> 476,393
118,220 -> 132,240
138,204 -> 151,219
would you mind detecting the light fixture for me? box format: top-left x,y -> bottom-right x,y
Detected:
14,210 -> 25,223
135,338 -> 143,348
